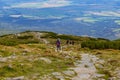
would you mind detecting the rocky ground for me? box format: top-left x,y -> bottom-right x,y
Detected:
0,31 -> 119,80
72,53 -> 105,80
1,51 -> 119,80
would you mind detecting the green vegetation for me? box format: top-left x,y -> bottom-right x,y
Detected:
0,56 -> 74,77
0,33 -> 40,46
17,35 -> 33,39
0,31 -> 81,79
81,40 -> 120,50
0,31 -> 119,79
91,50 -> 120,79
0,43 -> 79,79
40,31 -> 97,41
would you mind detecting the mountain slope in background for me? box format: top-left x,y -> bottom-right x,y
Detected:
0,0 -> 120,40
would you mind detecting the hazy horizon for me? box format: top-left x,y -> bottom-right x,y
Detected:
0,0 -> 120,40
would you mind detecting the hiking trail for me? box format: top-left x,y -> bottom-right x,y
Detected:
72,53 -> 105,80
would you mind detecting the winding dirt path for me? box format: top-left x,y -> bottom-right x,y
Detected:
72,54 -> 104,80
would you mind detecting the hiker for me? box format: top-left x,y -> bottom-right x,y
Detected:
69,40 -> 72,45
72,40 -> 75,45
56,38 -> 61,51
66,40 -> 69,45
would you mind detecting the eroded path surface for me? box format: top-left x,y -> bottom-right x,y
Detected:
72,54 -> 105,80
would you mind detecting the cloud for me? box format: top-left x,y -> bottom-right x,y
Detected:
3,6 -> 11,9
10,15 -> 22,18
9,14 -> 66,20
10,0 -> 72,8
74,17 -> 99,23
87,11 -> 120,17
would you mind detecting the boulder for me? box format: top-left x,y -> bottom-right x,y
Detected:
39,57 -> 52,64
0,58 -> 7,62
6,76 -> 24,80
62,70 -> 76,77
108,77 -> 117,80
52,72 -> 65,80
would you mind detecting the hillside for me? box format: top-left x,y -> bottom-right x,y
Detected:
0,31 -> 119,80
0,31 -> 106,46
0,31 -> 81,80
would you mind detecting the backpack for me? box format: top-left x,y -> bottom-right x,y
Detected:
56,40 -> 60,46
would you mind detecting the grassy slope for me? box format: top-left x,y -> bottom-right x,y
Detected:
0,31 -> 81,79
0,31 -> 119,79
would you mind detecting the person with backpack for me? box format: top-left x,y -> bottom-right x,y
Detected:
66,39 -> 69,45
72,40 -> 75,45
56,38 -> 61,52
